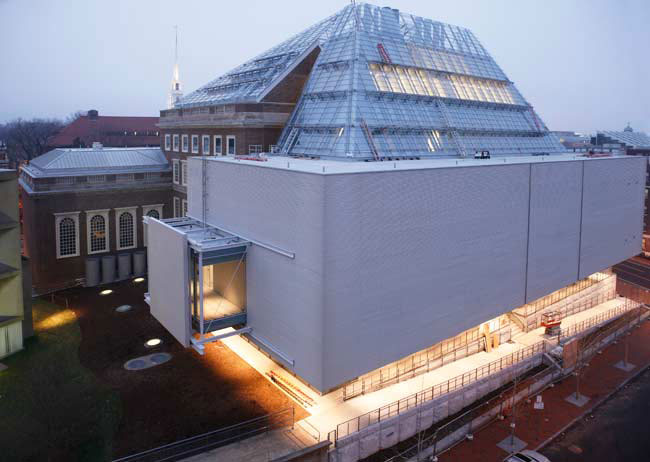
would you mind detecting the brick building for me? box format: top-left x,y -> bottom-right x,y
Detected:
158,41 -> 319,217
47,109 -> 160,149
19,146 -> 172,293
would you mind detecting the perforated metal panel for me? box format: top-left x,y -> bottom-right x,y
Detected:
147,219 -> 191,347
526,162 -> 582,302
321,165 -> 530,389
187,156 -> 645,392
579,157 -> 645,278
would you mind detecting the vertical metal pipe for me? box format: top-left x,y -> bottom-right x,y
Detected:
199,251 -> 204,338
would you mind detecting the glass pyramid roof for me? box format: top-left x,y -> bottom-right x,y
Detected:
180,3 -> 565,160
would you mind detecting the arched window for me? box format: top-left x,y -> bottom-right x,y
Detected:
146,209 -> 160,219
118,211 -> 135,249
89,215 -> 107,253
58,217 -> 77,256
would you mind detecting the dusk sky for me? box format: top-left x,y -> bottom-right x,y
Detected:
1,0 -> 648,134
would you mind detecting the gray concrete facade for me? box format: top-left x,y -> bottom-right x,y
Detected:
186,156 -> 645,392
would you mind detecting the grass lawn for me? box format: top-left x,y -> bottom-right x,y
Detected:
0,298 -> 121,462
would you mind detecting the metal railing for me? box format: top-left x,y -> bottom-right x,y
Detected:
514,272 -> 611,319
559,299 -> 639,341
112,407 -> 294,462
334,341 -> 546,440
343,333 -> 490,400
522,285 -> 615,332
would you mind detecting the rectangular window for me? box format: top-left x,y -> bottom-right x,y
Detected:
182,199 -> 188,217
191,135 -> 199,154
172,159 -> 180,184
173,197 -> 181,218
115,207 -> 137,250
87,175 -> 105,183
248,145 -> 263,154
86,209 -> 109,254
227,135 -> 236,155
164,134 -> 171,150
202,135 -> 211,155
55,212 -> 80,259
181,160 -> 188,186
182,134 -> 189,153
214,135 -> 222,155
173,134 -> 180,152
56,176 -> 75,185
116,173 -> 134,182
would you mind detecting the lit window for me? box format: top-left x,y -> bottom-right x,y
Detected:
172,159 -> 180,184
181,160 -> 188,186
191,135 -> 199,154
142,205 -> 163,246
173,197 -> 181,218
202,135 -> 211,155
116,208 -> 137,250
173,134 -> 180,151
87,210 -> 109,254
227,135 -> 236,155
182,134 -> 189,153
164,134 -> 171,150
214,135 -> 222,155
55,212 -> 80,259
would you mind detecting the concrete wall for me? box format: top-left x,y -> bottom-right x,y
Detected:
189,156 -> 645,392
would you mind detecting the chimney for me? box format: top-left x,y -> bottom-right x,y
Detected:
87,109 -> 99,120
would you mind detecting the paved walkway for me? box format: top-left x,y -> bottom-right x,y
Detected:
183,426 -> 314,462
437,319 -> 650,462
218,297 -> 632,438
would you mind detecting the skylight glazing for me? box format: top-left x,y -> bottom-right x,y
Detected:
179,2 -> 564,159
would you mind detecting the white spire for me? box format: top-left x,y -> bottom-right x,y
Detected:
167,26 -> 183,109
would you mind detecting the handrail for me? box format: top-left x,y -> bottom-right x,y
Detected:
112,407 -> 294,462
335,341 -> 546,439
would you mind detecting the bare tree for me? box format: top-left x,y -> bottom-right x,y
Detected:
3,117 -> 64,165
65,110 -> 84,125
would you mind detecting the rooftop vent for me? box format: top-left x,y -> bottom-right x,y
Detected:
87,109 -> 99,119
92,142 -> 103,149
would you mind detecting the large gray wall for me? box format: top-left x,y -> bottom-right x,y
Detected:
189,156 -> 645,392
188,159 -> 327,389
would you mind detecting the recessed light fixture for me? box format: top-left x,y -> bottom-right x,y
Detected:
134,277 -> 145,283
145,338 -> 162,348
99,289 -> 113,296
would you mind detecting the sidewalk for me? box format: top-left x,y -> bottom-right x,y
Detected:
437,319 -> 650,462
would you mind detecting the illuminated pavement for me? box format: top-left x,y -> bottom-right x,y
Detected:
218,296 -> 635,438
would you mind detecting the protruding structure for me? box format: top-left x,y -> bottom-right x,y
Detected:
167,26 -> 183,110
